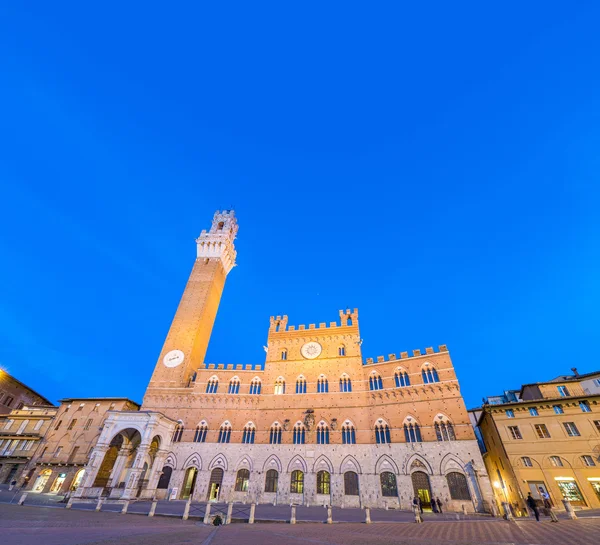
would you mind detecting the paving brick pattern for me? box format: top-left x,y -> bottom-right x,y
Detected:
2,503 -> 600,545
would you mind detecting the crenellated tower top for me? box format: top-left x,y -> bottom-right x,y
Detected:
196,210 -> 238,274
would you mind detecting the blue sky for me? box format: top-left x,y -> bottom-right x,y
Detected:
0,2 -> 598,409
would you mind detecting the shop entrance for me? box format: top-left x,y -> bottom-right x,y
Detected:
50,473 -> 67,494
32,469 -> 52,493
411,471 -> 432,510
556,479 -> 586,507
208,468 -> 224,501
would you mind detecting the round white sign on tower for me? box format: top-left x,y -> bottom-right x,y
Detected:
301,341 -> 322,359
163,349 -> 185,368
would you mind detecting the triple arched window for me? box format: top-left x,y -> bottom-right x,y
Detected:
206,376 -> 219,394
194,422 -> 208,443
269,422 -> 282,444
249,378 -> 261,395
342,421 -> 356,444
394,370 -> 410,388
217,422 -> 232,443
274,377 -> 286,395
317,376 -> 329,393
172,423 -> 184,443
369,373 -> 384,391
375,421 -> 391,444
339,374 -> 352,392
404,421 -> 422,443
242,422 -> 256,444
296,376 -> 307,394
422,365 -> 440,384
293,422 -> 306,444
316,422 -> 330,444
434,420 -> 456,441
228,377 -> 240,394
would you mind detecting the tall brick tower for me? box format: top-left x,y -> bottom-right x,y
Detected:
143,210 -> 237,403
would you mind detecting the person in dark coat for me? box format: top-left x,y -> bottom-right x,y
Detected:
418,497 -> 423,513
436,498 -> 443,513
526,492 -> 540,521
431,498 -> 438,513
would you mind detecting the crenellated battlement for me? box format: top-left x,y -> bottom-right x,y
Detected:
269,309 -> 359,334
365,344 -> 448,365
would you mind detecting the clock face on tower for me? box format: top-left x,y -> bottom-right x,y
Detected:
301,341 -> 322,359
163,349 -> 185,368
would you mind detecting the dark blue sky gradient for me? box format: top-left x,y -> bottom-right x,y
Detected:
1,2 -> 599,409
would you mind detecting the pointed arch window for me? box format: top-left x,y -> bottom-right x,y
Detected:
281,349 -> 288,361
293,423 -> 306,444
234,469 -> 250,491
317,470 -> 330,494
404,422 -> 422,443
394,370 -> 410,388
206,376 -> 219,394
217,422 -> 232,444
316,422 -> 330,444
380,472 -> 398,497
274,377 -> 286,395
242,423 -> 256,444
249,378 -> 262,395
228,377 -> 240,394
339,374 -> 352,392
265,469 -> 278,492
194,422 -> 208,443
338,345 -> 346,356
290,470 -> 304,494
317,376 -> 329,393
342,421 -> 356,444
172,423 -> 184,443
422,365 -> 440,384
269,422 -> 282,444
296,377 -> 307,394
434,421 -> 456,441
375,421 -> 391,444
369,373 -> 383,391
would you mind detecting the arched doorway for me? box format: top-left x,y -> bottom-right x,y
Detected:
32,469 -> 52,493
411,471 -> 432,510
157,466 -> 173,490
93,428 -> 141,489
181,467 -> 198,500
71,469 -> 85,491
50,472 -> 67,494
207,468 -> 224,501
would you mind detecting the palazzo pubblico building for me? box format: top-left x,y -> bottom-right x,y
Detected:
74,210 -> 494,512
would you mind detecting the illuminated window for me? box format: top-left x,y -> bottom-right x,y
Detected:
290,470 -> 304,494
274,377 -> 286,395
534,424 -> 551,439
317,470 -> 330,494
234,469 -> 250,491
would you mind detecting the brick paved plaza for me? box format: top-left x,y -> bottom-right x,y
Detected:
2,503 -> 600,545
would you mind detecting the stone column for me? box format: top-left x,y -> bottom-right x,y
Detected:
121,445 -> 149,500
107,445 -> 134,489
74,444 -> 109,497
142,449 -> 168,499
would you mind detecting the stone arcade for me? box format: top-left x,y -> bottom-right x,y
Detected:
75,210 -> 494,512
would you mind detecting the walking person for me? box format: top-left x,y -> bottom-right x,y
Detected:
431,498 -> 438,513
540,488 -> 558,523
418,496 -> 423,514
412,496 -> 423,523
436,498 -> 443,514
526,492 -> 540,521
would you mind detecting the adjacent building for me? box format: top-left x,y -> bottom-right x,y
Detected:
74,210 -> 494,512
24,397 -> 139,495
0,369 -> 52,415
469,370 -> 600,514
0,404 -> 57,485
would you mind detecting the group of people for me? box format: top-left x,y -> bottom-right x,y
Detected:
412,496 -> 443,522
526,488 -> 559,522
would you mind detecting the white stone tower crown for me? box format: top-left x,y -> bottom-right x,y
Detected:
196,210 -> 238,274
